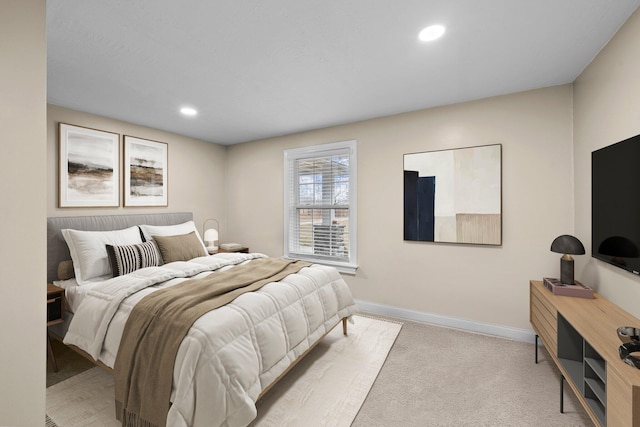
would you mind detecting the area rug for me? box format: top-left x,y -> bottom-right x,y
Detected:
46,315 -> 402,427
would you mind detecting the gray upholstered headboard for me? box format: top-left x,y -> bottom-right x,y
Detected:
47,212 -> 193,283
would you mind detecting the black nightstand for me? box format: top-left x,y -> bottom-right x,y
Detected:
47,283 -> 65,372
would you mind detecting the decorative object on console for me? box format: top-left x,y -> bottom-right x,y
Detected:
618,326 -> 640,343
403,144 -> 502,245
203,218 -> 220,252
123,135 -> 168,207
542,277 -> 593,299
58,123 -> 120,208
619,341 -> 640,369
618,326 -> 640,369
550,234 -> 585,284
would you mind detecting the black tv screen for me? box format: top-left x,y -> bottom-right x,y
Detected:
592,133 -> 640,275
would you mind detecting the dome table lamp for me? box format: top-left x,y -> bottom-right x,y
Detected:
203,218 -> 220,252
550,234 -> 585,285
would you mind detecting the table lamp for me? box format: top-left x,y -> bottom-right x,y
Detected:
550,234 -> 585,285
203,218 -> 220,252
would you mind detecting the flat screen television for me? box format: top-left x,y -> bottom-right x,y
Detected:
592,133 -> 640,275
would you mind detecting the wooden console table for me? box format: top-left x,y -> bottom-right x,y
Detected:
530,280 -> 640,426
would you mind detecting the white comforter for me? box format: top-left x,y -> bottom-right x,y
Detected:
63,253 -> 358,427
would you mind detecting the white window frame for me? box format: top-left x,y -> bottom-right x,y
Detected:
284,140 -> 357,274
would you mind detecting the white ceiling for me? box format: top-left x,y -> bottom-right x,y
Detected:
47,1 -> 640,145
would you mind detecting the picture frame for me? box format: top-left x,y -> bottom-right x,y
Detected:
403,143 -> 502,245
123,135 -> 168,207
58,123 -> 120,208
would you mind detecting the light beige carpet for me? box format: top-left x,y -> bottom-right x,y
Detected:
352,315 -> 592,427
46,315 -> 402,427
46,367 -> 118,427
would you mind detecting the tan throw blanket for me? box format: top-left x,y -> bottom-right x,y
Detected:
114,258 -> 310,427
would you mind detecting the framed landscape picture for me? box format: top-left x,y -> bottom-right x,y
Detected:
58,123 -> 120,207
123,135 -> 168,207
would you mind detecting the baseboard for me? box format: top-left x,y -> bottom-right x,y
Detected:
354,299 -> 537,343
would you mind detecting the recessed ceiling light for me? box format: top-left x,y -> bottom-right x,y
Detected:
418,24 -> 445,42
180,107 -> 198,116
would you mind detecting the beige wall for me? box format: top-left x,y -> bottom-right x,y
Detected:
0,0 -> 47,425
574,7 -> 640,317
47,105 -> 228,235
227,85 -> 574,330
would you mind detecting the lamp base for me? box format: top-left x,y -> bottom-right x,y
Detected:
560,255 -> 575,285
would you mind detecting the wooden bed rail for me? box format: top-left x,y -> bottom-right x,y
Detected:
48,330 -> 114,374
50,316 -> 350,396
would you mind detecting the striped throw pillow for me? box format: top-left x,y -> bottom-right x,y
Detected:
106,241 -> 162,277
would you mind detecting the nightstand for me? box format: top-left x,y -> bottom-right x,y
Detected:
47,283 -> 65,372
208,246 -> 249,254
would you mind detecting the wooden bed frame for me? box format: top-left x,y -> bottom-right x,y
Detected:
52,317 -> 348,383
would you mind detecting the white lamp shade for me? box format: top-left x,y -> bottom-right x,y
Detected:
203,228 -> 219,250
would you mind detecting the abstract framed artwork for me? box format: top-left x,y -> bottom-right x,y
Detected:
403,143 -> 502,245
58,123 -> 120,208
123,135 -> 168,207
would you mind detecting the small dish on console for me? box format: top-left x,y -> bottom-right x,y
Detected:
617,326 -> 640,343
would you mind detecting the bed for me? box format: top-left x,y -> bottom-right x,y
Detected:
47,213 -> 358,427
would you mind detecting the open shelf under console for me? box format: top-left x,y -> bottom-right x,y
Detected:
557,313 -> 606,425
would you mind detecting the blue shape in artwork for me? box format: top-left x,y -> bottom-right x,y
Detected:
404,171 -> 435,241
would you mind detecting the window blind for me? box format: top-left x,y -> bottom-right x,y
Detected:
284,141 -> 357,272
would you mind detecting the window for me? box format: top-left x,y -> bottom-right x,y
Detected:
284,140 -> 357,274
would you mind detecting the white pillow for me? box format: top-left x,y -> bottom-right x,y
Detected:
61,226 -> 143,285
139,220 -> 207,254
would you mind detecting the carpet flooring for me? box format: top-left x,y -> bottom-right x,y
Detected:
352,315 -> 592,426
47,314 -> 592,426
